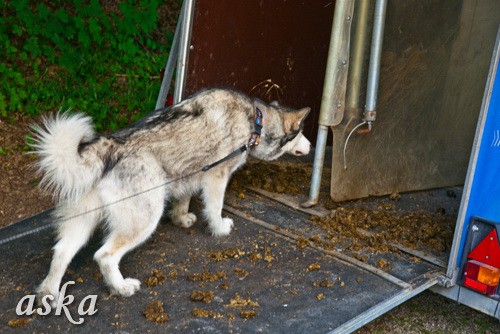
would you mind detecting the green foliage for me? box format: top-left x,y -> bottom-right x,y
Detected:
0,0 -> 177,131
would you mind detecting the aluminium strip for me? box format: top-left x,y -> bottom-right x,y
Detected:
0,220 -> 54,246
328,277 -> 438,334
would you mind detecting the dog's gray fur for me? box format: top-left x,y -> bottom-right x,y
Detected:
32,88 -> 311,301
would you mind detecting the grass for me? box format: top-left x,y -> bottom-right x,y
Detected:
0,0 -> 180,132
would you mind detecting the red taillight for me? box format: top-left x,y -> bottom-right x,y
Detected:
463,259 -> 500,295
462,228 -> 500,295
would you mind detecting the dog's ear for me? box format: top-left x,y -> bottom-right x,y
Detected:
296,107 -> 310,123
284,107 -> 310,132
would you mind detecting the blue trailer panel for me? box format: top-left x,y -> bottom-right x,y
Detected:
437,27 -> 500,318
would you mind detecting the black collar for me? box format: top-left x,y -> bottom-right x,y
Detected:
248,107 -> 263,147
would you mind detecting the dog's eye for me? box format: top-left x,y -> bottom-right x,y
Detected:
279,131 -> 299,147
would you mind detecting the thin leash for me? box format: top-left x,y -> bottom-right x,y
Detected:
0,169 -> 201,247
0,108 -> 264,246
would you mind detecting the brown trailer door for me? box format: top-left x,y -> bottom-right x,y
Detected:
184,0 -> 335,144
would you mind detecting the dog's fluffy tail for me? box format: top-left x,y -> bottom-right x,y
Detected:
31,112 -> 102,202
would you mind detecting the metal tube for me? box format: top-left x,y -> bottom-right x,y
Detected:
174,0 -> 196,104
155,1 -> 184,110
346,0 -> 371,112
364,0 -> 387,122
301,125 -> 329,208
318,0 -> 355,127
303,0 -> 354,208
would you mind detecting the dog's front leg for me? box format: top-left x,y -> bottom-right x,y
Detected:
201,169 -> 233,236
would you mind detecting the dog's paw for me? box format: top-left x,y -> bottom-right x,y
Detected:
37,294 -> 59,309
36,286 -> 59,309
210,217 -> 234,237
172,212 -> 197,228
110,278 -> 141,297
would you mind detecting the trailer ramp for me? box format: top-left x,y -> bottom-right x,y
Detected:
0,183 -> 455,333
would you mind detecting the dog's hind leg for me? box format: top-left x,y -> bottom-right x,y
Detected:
170,195 -> 197,228
94,185 -> 165,297
201,169 -> 233,236
37,193 -> 101,305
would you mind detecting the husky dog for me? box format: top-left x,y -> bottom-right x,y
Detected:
32,88 -> 311,301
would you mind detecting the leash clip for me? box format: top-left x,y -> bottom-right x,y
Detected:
248,133 -> 260,148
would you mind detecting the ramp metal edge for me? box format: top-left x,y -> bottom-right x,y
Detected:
328,277 -> 438,334
0,209 -> 54,246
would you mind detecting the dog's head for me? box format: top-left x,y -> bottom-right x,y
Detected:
250,99 -> 311,161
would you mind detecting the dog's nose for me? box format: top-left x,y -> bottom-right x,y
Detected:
295,144 -> 312,155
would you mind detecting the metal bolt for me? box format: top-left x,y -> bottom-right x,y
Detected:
190,45 -> 194,50
342,60 -> 347,65
347,16 -> 351,21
